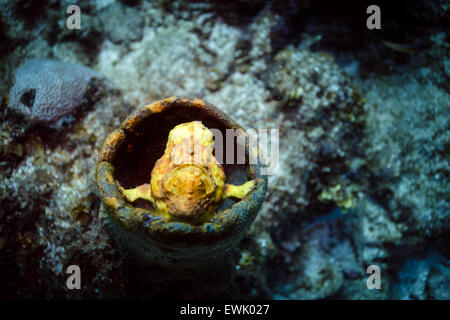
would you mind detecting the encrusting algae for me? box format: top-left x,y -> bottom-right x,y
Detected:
119,121 -> 256,224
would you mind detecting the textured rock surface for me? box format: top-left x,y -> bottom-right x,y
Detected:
98,3 -> 144,44
0,85 -> 131,298
359,75 -> 449,241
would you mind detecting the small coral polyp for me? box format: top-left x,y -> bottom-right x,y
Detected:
96,97 -> 267,294
119,121 -> 256,224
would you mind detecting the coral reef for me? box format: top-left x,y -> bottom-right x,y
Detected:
359,75 -> 449,241
0,79 -> 130,298
7,58 -> 104,129
259,46 -> 364,232
0,0 -> 448,300
98,3 -> 144,44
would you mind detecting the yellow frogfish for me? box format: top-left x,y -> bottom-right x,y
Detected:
118,121 -> 255,223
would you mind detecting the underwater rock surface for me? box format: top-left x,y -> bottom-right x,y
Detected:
0,0 -> 448,299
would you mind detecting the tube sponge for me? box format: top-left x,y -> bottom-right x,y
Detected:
96,97 -> 268,295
